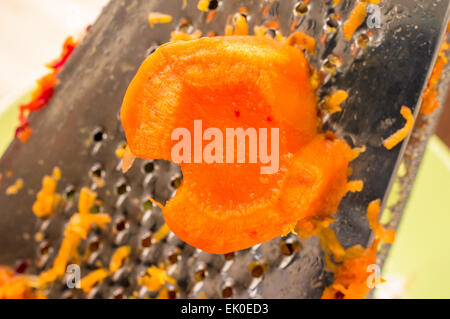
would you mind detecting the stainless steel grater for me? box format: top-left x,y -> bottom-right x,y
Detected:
0,0 -> 449,299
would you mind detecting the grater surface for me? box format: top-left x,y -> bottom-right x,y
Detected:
0,0 -> 449,299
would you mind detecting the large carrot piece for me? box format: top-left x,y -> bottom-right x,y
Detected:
121,36 -> 353,253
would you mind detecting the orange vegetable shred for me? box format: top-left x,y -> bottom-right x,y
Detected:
5,178 -> 23,195
148,12 -> 173,27
322,90 -> 348,114
16,36 -> 79,141
342,1 -> 380,41
32,167 -> 62,218
0,267 -> 36,299
39,188 -> 111,286
80,268 -> 109,293
420,41 -> 449,114
321,199 -> 395,299
287,31 -> 316,56
383,106 -> 414,150
109,246 -> 131,273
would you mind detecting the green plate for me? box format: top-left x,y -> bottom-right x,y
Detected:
376,135 -> 450,299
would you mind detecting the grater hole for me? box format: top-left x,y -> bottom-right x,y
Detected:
322,54 -> 342,73
146,44 -> 159,56
221,285 -> 233,298
14,260 -> 29,274
111,267 -> 130,286
141,232 -> 152,248
335,291 -> 345,299
39,240 -> 51,255
90,163 -> 105,179
86,286 -> 101,299
115,217 -> 129,232
168,250 -> 180,265
168,287 -> 177,299
249,262 -> 265,278
112,288 -> 124,299
279,239 -> 301,256
115,141 -> 127,154
343,134 -> 356,148
293,1 -> 308,16
178,18 -> 192,33
116,180 -> 130,195
170,176 -> 182,189
326,14 -> 340,31
356,33 -> 370,48
62,290 -> 74,299
90,200 -> 101,214
265,28 -> 277,39
224,252 -> 235,261
64,185 -> 76,200
194,269 -> 206,281
233,12 -> 247,24
92,127 -> 106,142
142,161 -> 155,174
36,240 -> 52,267
142,199 -> 154,211
194,263 -> 207,281
88,236 -> 101,253
208,0 -> 219,10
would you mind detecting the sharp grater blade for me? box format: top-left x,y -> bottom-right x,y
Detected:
0,0 -> 448,299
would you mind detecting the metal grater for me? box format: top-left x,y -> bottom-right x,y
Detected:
0,0 -> 449,299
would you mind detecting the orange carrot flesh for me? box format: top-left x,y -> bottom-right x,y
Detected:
121,36 -> 353,253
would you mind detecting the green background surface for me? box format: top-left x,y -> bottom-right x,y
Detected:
1,94 -> 449,298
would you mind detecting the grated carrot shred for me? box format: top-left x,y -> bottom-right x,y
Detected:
153,224 -> 171,243
351,146 -> 366,161
253,25 -> 267,37
206,11 -> 217,23
138,266 -> 176,291
197,0 -> 209,12
383,106 -> 414,150
121,145 -> 136,173
367,199 -> 395,244
39,188 -> 111,287
262,3 -> 270,15
5,178 -> 23,195
224,24 -> 234,36
321,198 -> 394,299
420,40 -> 449,114
343,2 -> 367,41
109,246 -> 131,273
347,180 -> 364,193
0,267 -> 35,299
17,126 -> 32,143
342,1 -> 380,41
148,13 -> 173,27
32,167 -> 62,219
322,90 -> 348,113
287,31 -> 316,56
170,29 -> 202,41
80,268 -> 109,293
233,14 -> 249,36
